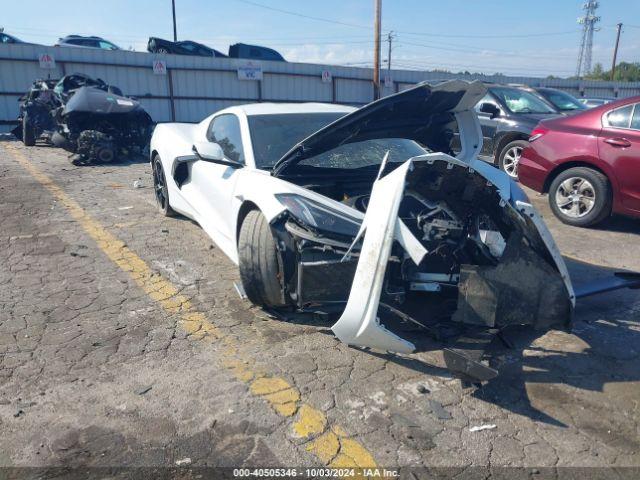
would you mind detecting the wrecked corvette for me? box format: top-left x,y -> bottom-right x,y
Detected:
149,80 -> 640,381
13,73 -> 153,164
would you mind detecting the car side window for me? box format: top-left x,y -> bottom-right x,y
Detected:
76,39 -> 97,47
207,114 -> 245,164
605,105 -> 633,129
99,41 -> 116,50
630,104 -> 640,131
475,94 -> 499,113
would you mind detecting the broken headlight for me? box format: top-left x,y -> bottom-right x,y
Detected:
275,193 -> 361,237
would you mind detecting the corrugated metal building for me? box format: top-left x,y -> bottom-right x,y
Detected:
2,43 -> 640,131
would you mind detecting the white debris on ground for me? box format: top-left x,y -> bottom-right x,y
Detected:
469,424 -> 497,432
175,457 -> 192,466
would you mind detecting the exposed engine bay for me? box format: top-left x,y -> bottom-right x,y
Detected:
270,157 -> 573,381
12,73 -> 154,164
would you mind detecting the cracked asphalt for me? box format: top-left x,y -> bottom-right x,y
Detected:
1,139 -> 639,477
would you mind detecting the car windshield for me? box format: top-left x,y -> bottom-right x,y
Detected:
540,89 -> 586,111
248,113 -> 347,168
298,139 -> 426,170
490,87 -> 556,114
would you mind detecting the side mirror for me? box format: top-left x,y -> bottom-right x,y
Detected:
479,103 -> 500,119
193,141 -> 224,161
192,142 -> 243,169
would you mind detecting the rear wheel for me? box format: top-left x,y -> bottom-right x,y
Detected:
22,112 -> 36,146
548,167 -> 612,227
498,140 -> 528,179
152,156 -> 175,217
238,210 -> 287,308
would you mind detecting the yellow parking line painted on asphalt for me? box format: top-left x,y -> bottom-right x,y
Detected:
4,144 -> 377,469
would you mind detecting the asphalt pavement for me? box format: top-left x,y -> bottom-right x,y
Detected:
1,140 -> 639,477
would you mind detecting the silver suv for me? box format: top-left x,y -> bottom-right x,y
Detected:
56,35 -> 120,50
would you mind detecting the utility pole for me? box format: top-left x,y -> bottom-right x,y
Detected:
373,0 -> 381,100
387,31 -> 394,75
611,23 -> 623,81
172,0 -> 177,42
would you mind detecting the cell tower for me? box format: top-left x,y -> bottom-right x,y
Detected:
576,1 -> 601,77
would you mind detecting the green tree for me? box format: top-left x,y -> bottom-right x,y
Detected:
589,63 -> 605,79
585,62 -> 640,81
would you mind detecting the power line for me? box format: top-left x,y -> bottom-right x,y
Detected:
232,0 -> 371,30
390,58 -> 576,75
394,29 -> 581,39
264,39 -> 374,46
397,40 -> 579,60
231,0 -> 588,41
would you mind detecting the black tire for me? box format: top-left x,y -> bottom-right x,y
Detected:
22,112 -> 36,147
238,210 -> 286,308
152,156 -> 176,217
548,167 -> 612,228
498,139 -> 528,179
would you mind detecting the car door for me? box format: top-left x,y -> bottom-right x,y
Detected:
188,114 -> 245,244
598,103 -> 640,213
474,94 -> 501,159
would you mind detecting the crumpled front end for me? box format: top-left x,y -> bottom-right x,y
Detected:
267,151 -> 575,383
329,154 -> 574,361
262,80 -> 577,381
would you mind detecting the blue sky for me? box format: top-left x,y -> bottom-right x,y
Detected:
3,0 -> 639,77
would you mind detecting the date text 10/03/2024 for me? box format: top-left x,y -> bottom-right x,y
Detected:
232,468 -> 400,477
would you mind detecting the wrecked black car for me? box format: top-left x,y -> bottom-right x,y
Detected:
13,73 -> 153,164
12,78 -> 60,146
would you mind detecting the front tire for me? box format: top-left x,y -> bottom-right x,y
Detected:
548,167 -> 611,227
152,156 -> 175,217
22,112 -> 36,146
498,140 -> 528,179
238,210 -> 287,308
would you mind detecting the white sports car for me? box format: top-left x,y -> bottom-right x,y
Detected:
150,80 -> 614,381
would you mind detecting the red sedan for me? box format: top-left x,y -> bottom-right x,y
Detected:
518,95 -> 640,227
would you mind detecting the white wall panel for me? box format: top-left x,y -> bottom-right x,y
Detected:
2,43 -> 640,128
